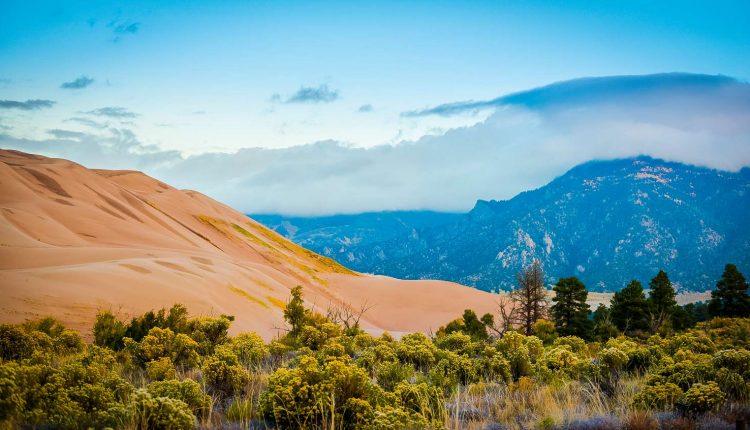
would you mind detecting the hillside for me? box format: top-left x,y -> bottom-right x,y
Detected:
0,149 -> 499,338
258,157 -> 750,292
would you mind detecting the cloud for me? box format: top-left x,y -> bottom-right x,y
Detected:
61,76 -> 94,90
402,73 -> 745,117
110,20 -> 140,35
64,117 -> 108,129
357,104 -> 374,113
84,106 -> 138,118
283,84 -> 339,104
2,73 -> 749,215
0,99 -> 55,110
107,20 -> 140,42
47,129 -> 88,139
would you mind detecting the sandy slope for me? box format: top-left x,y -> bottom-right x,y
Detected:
0,150 -> 500,339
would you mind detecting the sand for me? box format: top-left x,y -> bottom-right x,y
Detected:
0,149 -> 499,340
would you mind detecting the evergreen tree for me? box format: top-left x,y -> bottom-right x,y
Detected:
647,270 -> 677,332
284,285 -> 307,336
610,280 -> 649,335
550,276 -> 592,339
708,264 -> 750,317
511,260 -> 549,335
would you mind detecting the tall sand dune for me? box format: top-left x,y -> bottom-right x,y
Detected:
0,149 -> 498,339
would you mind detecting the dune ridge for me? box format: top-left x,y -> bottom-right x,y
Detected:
0,149 -> 498,339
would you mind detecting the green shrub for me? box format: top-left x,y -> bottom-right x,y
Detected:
715,367 -> 750,401
147,379 -> 210,416
367,405 -> 428,430
93,311 -> 128,350
125,327 -> 200,368
201,350 -> 250,397
146,357 -> 177,381
679,381 -> 725,414
633,382 -> 683,410
395,333 -> 437,371
223,332 -> 268,366
127,388 -> 196,430
375,361 -> 414,391
259,355 -> 387,429
0,325 -> 33,360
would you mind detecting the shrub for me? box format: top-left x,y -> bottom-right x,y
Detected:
712,348 -> 750,374
367,405 -> 428,430
395,333 -> 437,370
0,325 -> 34,360
633,382 -> 683,410
125,327 -> 200,368
147,379 -> 210,416
259,355 -> 388,429
201,350 -> 250,397
376,361 -> 414,391
127,388 -> 195,430
146,357 -> 177,381
93,311 -> 128,350
715,367 -> 750,401
223,332 -> 268,367
679,382 -> 725,414
533,319 -> 558,345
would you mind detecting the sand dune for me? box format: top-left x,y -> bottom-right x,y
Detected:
0,149 -> 499,339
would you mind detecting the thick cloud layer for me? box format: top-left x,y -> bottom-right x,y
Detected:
2,73 -> 749,215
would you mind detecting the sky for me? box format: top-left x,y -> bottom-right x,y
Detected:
1,1 -> 749,214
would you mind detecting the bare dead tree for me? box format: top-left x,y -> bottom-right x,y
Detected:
486,294 -> 518,337
511,259 -> 549,335
326,300 -> 373,332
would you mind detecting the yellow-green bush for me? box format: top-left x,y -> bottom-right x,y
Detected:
259,355 -> 388,429
201,349 -> 250,397
679,381 -> 725,414
146,379 -> 210,416
127,388 -> 195,430
146,357 -> 177,381
633,382 -> 684,410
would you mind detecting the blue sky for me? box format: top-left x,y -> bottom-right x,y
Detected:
1,1 -> 749,214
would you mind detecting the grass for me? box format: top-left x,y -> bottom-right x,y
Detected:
228,284 -> 270,310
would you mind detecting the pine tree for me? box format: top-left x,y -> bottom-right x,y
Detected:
610,280 -> 649,335
647,270 -> 676,332
550,276 -> 592,339
709,264 -> 750,317
511,260 -> 549,335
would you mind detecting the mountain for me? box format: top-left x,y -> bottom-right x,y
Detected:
252,211 -> 462,269
257,157 -> 750,293
0,150 -> 499,338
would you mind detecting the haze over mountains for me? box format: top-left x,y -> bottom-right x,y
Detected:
255,157 -> 750,293
0,150 -> 499,338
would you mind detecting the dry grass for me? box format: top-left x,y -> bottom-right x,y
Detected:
444,377 -> 646,429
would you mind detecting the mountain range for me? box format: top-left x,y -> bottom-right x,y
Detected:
255,157 -> 750,293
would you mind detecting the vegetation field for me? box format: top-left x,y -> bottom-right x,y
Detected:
1,264 -> 749,429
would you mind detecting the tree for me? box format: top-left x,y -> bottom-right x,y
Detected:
550,276 -> 592,339
511,260 -> 548,335
610,280 -> 649,335
708,264 -> 750,318
591,304 -> 619,341
440,309 -> 491,340
284,285 -> 307,336
647,270 -> 677,333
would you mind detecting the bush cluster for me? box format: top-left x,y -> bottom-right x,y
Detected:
1,292 -> 749,429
